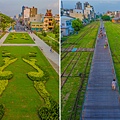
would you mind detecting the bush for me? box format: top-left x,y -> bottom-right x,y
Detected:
38,98 -> 59,120
0,80 -> 8,95
0,71 -> 13,80
28,52 -> 36,57
34,81 -> 51,107
2,52 -> 11,57
27,72 -> 44,81
22,58 -> 49,82
0,104 -> 5,119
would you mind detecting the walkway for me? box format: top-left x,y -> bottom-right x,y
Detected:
29,33 -> 59,73
0,32 -> 59,73
81,21 -> 120,120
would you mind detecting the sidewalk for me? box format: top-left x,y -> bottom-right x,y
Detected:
81,21 -> 120,120
0,33 -> 9,44
29,33 -> 59,73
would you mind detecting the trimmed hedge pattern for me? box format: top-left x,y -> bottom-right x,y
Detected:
0,104 -> 5,119
38,98 -> 59,120
0,80 -> 8,95
22,58 -> 49,81
22,55 -> 58,119
34,81 -> 51,107
0,57 -> 17,80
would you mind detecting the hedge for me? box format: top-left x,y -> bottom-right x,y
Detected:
0,104 -> 5,119
22,58 -> 49,82
34,81 -> 51,108
0,80 -> 8,95
0,71 -> 13,80
38,98 -> 59,120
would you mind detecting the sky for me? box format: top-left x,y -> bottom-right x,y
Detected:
62,0 -> 120,14
0,0 -> 59,17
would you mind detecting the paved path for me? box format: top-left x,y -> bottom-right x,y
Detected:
81,21 -> 120,120
0,33 -> 9,44
0,32 -> 59,73
29,33 -> 59,73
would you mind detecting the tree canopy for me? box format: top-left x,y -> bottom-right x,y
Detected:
72,18 -> 83,32
101,15 -> 111,21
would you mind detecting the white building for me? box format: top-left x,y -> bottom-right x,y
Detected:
23,7 -> 30,25
61,16 -> 75,36
29,14 -> 44,22
70,9 -> 84,21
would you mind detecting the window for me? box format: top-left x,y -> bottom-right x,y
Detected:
62,23 -> 65,26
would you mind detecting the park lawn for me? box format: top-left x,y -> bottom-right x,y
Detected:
3,33 -> 35,44
104,21 -> 120,88
0,46 -> 58,120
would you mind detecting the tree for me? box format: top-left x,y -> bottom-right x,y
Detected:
72,19 -> 83,33
41,30 -> 47,37
101,15 -> 111,21
52,19 -> 59,40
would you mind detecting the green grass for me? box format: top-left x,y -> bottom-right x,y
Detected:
47,32 -> 57,40
36,33 -> 59,53
4,33 -> 35,44
104,21 -> 120,89
0,46 -> 58,120
61,21 -> 99,120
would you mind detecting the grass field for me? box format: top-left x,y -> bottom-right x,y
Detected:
0,46 -> 58,120
104,21 -> 120,88
61,21 -> 100,120
3,33 -> 35,44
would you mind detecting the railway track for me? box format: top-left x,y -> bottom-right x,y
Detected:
61,22 -> 99,89
61,23 -> 98,60
61,22 -> 99,120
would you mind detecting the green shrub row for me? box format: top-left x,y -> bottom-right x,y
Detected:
0,71 -> 13,80
22,58 -> 50,82
0,57 -> 17,80
38,98 -> 59,120
34,81 -> 51,107
22,54 -> 58,119
0,104 -> 5,119
2,51 -> 16,59
0,80 -> 8,95
28,52 -> 36,57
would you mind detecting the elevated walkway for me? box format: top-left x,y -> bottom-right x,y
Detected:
81,21 -> 120,120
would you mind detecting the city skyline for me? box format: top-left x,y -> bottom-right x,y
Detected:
0,0 -> 59,17
62,0 -> 120,14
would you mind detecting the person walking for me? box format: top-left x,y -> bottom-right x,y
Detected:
50,46 -> 52,52
112,78 -> 117,90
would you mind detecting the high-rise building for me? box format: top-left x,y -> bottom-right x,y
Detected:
84,2 -> 89,9
61,1 -> 63,9
30,6 -> 37,17
21,6 -> 25,15
75,2 -> 82,10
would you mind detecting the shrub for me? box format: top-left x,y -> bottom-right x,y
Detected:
28,52 -> 36,57
34,81 -> 51,107
27,72 -> 44,81
0,71 -> 13,80
0,104 -> 5,119
2,52 -> 11,57
0,80 -> 8,95
38,98 -> 59,120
